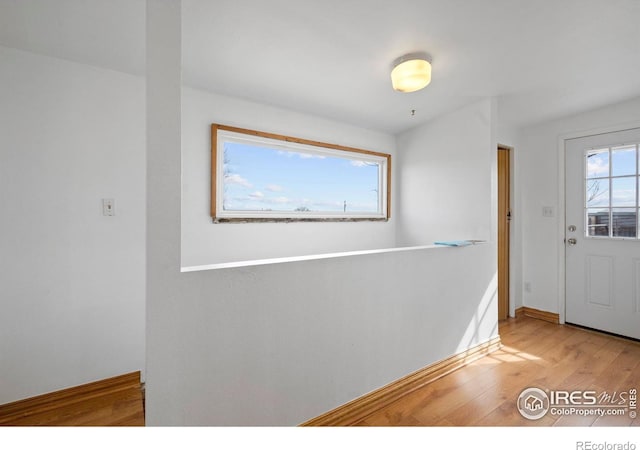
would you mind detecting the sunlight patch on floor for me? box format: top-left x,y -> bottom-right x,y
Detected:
497,345 -> 541,361
470,345 -> 542,366
471,355 -> 503,366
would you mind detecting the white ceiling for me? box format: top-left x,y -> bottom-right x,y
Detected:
1,0 -> 639,134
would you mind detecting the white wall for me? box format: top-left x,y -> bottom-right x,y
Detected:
146,1 -> 498,425
0,46 -> 145,404
518,96 -> 640,314
153,246 -> 499,426
181,88 -> 397,267
396,99 -> 495,246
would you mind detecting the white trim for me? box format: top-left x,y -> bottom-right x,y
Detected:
508,144 -> 516,319
557,120 -> 640,325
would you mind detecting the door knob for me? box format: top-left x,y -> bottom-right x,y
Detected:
567,238 -> 577,245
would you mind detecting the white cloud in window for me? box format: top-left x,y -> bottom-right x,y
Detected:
311,200 -> 343,208
231,194 -> 291,205
587,157 -> 608,177
265,184 -> 284,192
612,189 -> 636,204
298,153 -> 325,159
277,150 -> 325,160
225,173 -> 253,188
351,160 -> 377,167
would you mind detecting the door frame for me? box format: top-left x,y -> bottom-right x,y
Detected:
557,120 -> 640,325
498,145 -> 512,320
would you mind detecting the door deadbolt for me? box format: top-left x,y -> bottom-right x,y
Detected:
568,225 -> 576,232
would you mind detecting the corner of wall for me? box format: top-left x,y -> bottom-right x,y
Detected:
395,98 -> 497,248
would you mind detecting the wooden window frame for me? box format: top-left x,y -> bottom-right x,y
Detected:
211,124 -> 391,223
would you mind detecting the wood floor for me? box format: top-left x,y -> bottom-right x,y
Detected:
0,372 -> 144,426
357,316 -> 640,426
2,317 -> 638,426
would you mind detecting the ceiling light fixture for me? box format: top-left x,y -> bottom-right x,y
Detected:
391,52 -> 432,93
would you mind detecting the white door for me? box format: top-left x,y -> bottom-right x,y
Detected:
565,127 -> 640,340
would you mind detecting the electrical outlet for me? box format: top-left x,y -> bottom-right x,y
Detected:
542,206 -> 554,218
102,198 -> 115,216
524,282 -> 532,293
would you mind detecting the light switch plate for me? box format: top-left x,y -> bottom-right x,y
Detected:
102,198 -> 115,216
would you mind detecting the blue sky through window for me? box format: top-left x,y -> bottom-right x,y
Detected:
223,142 -> 381,213
612,146 -> 636,177
586,146 -> 638,208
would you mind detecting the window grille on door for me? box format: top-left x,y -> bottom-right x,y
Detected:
585,144 -> 639,239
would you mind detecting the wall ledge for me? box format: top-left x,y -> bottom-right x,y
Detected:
181,242 -> 488,272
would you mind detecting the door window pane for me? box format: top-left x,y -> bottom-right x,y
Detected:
587,208 -> 610,237
612,208 -> 637,238
611,176 -> 636,207
583,144 -> 640,240
586,149 -> 609,178
611,146 -> 637,177
586,178 -> 609,207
